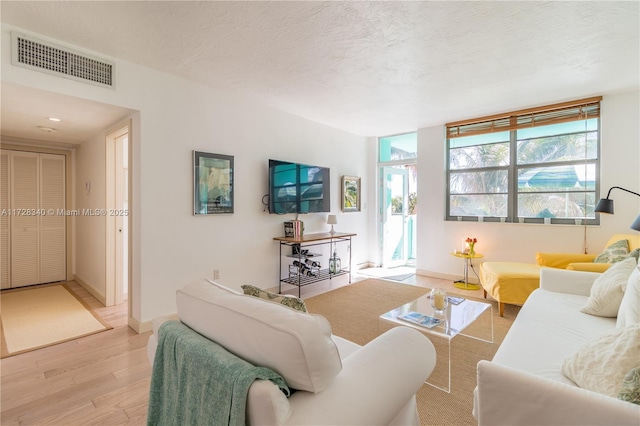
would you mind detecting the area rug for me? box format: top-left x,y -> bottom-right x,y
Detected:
0,284 -> 112,358
304,278 -> 519,426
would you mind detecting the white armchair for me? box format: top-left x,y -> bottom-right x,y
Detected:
147,279 -> 436,425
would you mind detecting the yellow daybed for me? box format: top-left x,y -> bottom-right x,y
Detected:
480,234 -> 639,317
536,233 -> 640,272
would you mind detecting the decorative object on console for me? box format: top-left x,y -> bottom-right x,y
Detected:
595,186 -> 640,231
342,175 -> 361,212
285,220 -> 304,239
327,214 -> 337,234
329,248 -> 341,274
193,151 -> 234,215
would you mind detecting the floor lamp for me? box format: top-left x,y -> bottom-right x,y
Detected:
594,186 -> 640,231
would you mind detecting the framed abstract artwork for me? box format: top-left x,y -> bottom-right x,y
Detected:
193,151 -> 234,215
342,175 -> 361,212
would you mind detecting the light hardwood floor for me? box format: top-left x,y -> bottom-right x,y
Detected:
1,281 -> 150,425
1,271 -> 482,425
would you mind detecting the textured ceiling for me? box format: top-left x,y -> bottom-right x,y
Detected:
1,1 -> 639,138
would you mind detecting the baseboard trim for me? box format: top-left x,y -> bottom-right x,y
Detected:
129,316 -> 151,334
73,275 -> 107,305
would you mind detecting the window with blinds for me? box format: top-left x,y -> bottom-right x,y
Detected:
446,97 -> 601,224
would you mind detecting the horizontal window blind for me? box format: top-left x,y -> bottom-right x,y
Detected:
447,97 -> 602,139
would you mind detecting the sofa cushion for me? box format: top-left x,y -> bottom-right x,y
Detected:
617,266 -> 640,328
562,324 -> 640,398
618,367 -> 640,405
241,284 -> 307,312
594,239 -> 629,264
581,258 -> 636,317
176,279 -> 342,393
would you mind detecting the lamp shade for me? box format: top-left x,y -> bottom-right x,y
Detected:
594,198 -> 614,214
631,214 -> 640,232
327,215 -> 338,225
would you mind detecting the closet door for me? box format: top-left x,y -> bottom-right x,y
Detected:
1,151 -> 10,289
39,154 -> 66,283
10,151 -> 40,287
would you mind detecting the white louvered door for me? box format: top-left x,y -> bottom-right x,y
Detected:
39,154 -> 66,283
6,150 -> 66,288
1,151 -> 10,289
10,151 -> 40,287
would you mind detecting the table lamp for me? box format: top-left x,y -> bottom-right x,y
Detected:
594,186 -> 640,231
327,214 -> 337,234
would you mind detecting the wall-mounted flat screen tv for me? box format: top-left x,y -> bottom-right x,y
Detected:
269,159 -> 330,214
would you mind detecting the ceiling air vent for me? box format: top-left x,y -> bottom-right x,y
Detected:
11,32 -> 115,89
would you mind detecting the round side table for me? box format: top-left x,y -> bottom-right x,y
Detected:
451,252 -> 484,290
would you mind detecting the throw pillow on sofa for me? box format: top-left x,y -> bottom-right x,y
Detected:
617,266 -> 640,328
627,248 -> 640,262
618,367 -> 640,405
581,257 -> 637,317
241,284 -> 307,312
594,239 -> 630,263
562,323 -> 640,398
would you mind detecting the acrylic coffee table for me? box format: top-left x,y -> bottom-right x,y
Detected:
379,294 -> 493,393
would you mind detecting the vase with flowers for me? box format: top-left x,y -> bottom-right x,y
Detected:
466,237 -> 477,256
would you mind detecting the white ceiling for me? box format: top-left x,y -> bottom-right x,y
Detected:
1,1 -> 639,140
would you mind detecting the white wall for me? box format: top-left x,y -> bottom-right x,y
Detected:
74,131 -> 107,301
1,24 -> 370,326
417,90 -> 640,281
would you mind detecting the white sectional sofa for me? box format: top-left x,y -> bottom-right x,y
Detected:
147,279 -> 437,425
474,266 -> 640,425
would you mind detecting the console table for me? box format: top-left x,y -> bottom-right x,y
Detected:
274,232 -> 356,297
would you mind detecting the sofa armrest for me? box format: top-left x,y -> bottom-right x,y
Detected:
284,326 -> 436,426
539,268 -> 600,296
566,262 -> 611,272
475,361 -> 640,426
536,252 -> 596,269
146,314 -> 180,365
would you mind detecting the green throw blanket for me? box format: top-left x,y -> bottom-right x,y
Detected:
147,321 -> 289,426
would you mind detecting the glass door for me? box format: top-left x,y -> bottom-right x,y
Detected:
382,166 -> 409,267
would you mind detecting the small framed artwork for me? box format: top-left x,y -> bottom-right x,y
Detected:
342,175 -> 361,212
193,151 -> 234,215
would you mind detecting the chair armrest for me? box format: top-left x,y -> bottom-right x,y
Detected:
536,252 -> 597,269
285,326 -> 436,426
539,268 -> 600,296
567,262 -> 611,272
475,361 -> 640,426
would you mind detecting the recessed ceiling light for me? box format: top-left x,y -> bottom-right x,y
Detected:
37,126 -> 57,133
48,117 -> 61,122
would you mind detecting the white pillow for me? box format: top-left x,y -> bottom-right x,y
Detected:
562,324 -> 640,397
581,257 -> 637,317
176,279 -> 342,393
617,266 -> 640,328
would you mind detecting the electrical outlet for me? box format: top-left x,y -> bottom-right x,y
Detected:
213,269 -> 220,280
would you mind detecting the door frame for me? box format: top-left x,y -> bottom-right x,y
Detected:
105,121 -> 131,307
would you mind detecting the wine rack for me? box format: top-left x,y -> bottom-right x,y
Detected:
273,232 -> 356,297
